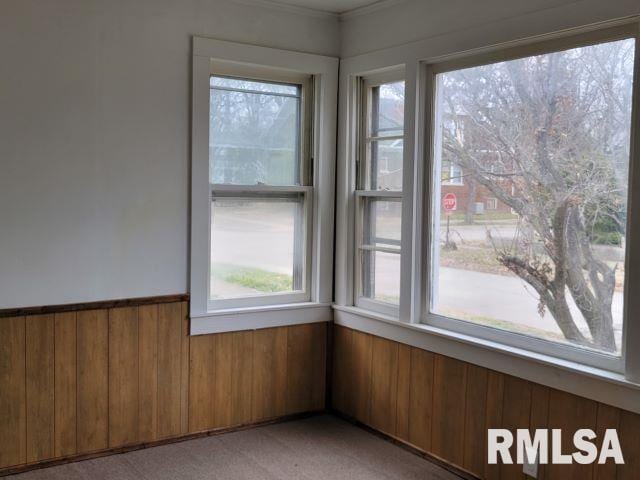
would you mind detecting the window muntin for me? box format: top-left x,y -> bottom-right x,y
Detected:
356,77 -> 405,313
209,74 -> 312,308
429,37 -> 636,358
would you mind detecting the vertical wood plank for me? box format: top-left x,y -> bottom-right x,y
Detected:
252,327 -> 288,421
108,306 -> 139,447
617,409 -> 640,480
369,336 -> 398,436
395,344 -> 411,443
529,384 -> 550,480
138,305 -> 158,442
25,315 -> 54,463
0,316 -> 26,468
351,330 -> 372,424
408,347 -> 434,452
484,370 -> 504,480
546,389 -> 597,480
157,302 -> 182,439
331,326 -> 354,417
499,375 -> 532,480
188,334 -> 214,432
310,323 -> 327,411
54,312 -> 77,458
213,332 -> 232,428
286,324 -> 314,414
463,364 -> 488,477
76,310 -> 108,453
180,302 -> 190,434
199,331 -> 254,428
231,331 -> 254,425
431,355 -> 467,466
593,403 -> 619,480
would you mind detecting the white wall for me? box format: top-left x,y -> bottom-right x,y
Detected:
0,0 -> 339,308
340,0 -> 640,57
1,0 -> 637,309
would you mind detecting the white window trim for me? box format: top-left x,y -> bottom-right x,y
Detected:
191,37 -> 338,335
334,17 -> 640,399
333,304 -> 640,415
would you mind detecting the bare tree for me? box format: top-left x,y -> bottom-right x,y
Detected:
440,38 -> 635,351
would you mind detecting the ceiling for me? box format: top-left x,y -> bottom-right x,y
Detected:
269,0 -> 387,14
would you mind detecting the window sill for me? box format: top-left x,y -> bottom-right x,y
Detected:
332,305 -> 640,414
190,302 -> 331,335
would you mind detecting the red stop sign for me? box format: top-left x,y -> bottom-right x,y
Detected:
443,193 -> 457,212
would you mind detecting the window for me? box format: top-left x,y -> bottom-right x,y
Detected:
208,75 -> 312,309
427,31 -> 637,370
191,37 -> 338,332
355,77 -> 405,314
442,161 -> 464,185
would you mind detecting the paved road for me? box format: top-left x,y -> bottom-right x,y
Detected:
209,206 -> 624,349
435,266 -> 623,339
371,258 -> 623,342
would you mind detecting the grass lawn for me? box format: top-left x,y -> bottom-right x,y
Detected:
213,264 -> 293,293
440,242 -> 511,276
445,212 -> 519,223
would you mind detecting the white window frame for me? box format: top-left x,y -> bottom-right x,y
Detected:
208,70 -> 312,311
422,23 -> 640,374
190,37 -> 338,334
354,71 -> 405,317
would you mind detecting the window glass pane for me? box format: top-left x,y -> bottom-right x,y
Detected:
360,198 -> 401,305
371,81 -> 405,137
370,139 -> 404,190
365,80 -> 405,191
210,76 -> 299,96
361,250 -> 401,305
210,196 -> 305,300
362,198 -> 402,247
210,76 -> 301,185
430,38 -> 636,356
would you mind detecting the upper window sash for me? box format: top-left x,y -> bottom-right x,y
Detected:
357,75 -> 405,193
209,72 -> 313,188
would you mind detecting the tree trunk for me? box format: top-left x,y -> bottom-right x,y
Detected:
465,178 -> 477,225
550,286 -> 590,346
564,207 -> 617,352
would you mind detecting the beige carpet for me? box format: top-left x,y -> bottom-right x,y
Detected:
10,415 -> 460,479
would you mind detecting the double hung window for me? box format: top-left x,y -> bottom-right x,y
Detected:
355,76 -> 405,314
208,73 -> 313,310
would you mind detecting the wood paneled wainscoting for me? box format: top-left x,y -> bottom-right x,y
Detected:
332,325 -> 640,480
0,296 -> 326,474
